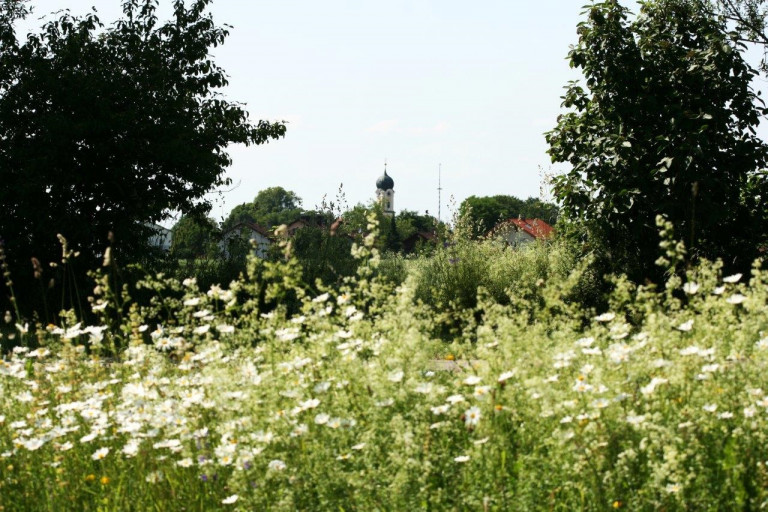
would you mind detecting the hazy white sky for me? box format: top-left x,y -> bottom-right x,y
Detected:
17,0 -> 714,224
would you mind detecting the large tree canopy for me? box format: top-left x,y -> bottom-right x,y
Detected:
546,0 -> 768,280
170,215 -> 219,260
222,187 -> 303,231
0,0 -> 285,312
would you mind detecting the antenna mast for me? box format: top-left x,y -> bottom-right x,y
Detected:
437,164 -> 443,223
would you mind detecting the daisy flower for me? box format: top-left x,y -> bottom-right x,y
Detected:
92,447 -> 109,460
464,406 -> 481,427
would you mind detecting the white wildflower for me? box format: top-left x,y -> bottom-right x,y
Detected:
572,379 -> 593,393
216,324 -> 235,334
683,282 -> 699,294
464,406 -> 481,427
221,495 -> 239,505
463,375 -> 482,386
91,447 -> 109,460
594,312 -> 615,323
177,458 -> 194,468
414,382 -> 433,394
193,324 -> 210,335
431,404 -> 451,416
473,385 -> 492,398
22,438 -> 44,451
497,371 -> 515,383
680,345 -> 701,356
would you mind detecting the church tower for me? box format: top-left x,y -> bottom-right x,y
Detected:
375,164 -> 395,216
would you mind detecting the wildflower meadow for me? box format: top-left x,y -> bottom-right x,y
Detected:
2,220 -> 768,511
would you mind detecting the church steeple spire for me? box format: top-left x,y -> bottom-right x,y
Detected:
375,162 -> 395,215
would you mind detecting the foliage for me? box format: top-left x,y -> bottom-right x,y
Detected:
710,0 -> 768,72
291,226 -> 358,294
340,203 -> 439,254
0,0 -> 286,316
459,195 -> 559,237
2,222 -> 768,509
546,0 -> 768,282
392,209 -> 438,240
409,237 -> 598,339
222,187 -> 303,231
170,216 -> 220,261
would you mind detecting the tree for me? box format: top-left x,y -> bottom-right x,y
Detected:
0,0 -> 285,314
395,210 -> 437,240
292,226 -> 357,292
170,216 -> 219,260
546,0 -> 768,281
709,0 -> 768,72
222,187 -> 303,231
459,195 -> 559,236
337,203 -> 402,252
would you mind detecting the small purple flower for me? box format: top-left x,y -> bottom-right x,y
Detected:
200,474 -> 208,482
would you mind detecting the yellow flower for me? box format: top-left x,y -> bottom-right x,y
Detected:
85,474 -> 96,482
444,354 -> 455,361
612,500 -> 622,508
100,476 -> 110,485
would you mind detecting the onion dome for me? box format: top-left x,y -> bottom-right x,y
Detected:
376,170 -> 394,190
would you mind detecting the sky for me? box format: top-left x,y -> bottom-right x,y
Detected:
13,0 -> 683,225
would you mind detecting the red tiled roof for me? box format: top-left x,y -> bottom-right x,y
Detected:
506,218 -> 554,239
225,221 -> 272,238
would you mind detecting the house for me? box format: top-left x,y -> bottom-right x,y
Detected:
284,213 -> 335,236
220,221 -> 273,258
146,223 -> 172,252
491,218 -> 554,246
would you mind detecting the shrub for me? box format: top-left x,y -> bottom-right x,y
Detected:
410,238 -> 600,337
